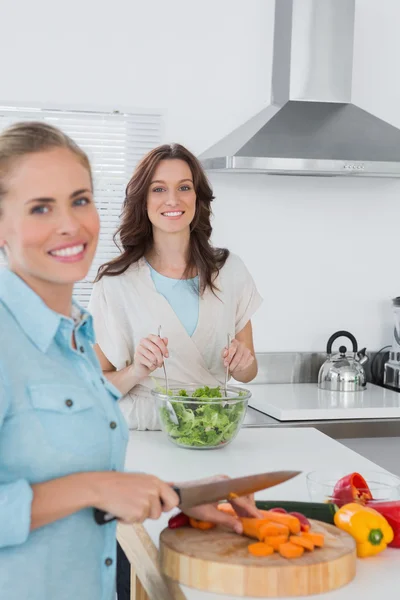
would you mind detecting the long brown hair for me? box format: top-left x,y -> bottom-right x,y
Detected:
95,143 -> 229,294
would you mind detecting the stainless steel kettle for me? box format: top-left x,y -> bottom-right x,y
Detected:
318,331 -> 369,392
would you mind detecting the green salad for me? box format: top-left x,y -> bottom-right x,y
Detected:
156,385 -> 247,448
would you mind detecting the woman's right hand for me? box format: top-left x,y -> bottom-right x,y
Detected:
131,334 -> 169,381
91,472 -> 179,524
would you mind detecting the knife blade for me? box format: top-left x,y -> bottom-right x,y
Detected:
176,470 -> 301,510
94,470 -> 301,525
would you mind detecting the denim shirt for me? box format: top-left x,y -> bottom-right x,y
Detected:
0,269 -> 129,600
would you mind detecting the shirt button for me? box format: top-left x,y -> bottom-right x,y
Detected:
110,421 -> 117,430
105,557 -> 113,566
100,377 -> 105,384
79,346 -> 85,353
65,399 -> 74,408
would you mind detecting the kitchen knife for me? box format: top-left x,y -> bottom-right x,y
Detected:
93,470 -> 301,525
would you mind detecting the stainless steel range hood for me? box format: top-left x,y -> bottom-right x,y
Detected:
199,0 -> 400,177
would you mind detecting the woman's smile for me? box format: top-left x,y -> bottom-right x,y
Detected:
47,240 -> 89,262
160,210 -> 185,219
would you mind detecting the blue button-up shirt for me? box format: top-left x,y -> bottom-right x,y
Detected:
0,269 -> 129,600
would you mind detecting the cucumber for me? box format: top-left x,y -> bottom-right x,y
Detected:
255,500 -> 338,524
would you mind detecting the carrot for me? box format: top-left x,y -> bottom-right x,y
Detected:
259,509 -> 274,518
263,534 -> 288,551
240,518 -> 271,541
301,532 -> 325,548
290,535 -> 314,551
259,522 -> 289,538
259,510 -> 301,534
278,541 -> 304,558
248,542 -> 274,557
189,517 -> 216,530
217,503 -> 237,517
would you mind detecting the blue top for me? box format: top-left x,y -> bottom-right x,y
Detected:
0,270 -> 128,600
148,263 -> 199,337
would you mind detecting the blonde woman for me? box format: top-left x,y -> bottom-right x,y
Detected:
0,123 -> 258,600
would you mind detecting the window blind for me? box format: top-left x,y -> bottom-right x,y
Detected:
0,106 -> 162,306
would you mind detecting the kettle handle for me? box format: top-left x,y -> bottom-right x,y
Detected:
326,331 -> 358,355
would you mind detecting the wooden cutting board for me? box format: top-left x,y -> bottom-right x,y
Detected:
160,519 -> 357,597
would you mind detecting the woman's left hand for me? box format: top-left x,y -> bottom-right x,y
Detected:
175,475 -> 263,534
222,338 -> 255,376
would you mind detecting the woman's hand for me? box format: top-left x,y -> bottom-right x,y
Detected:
176,475 -> 263,534
131,334 -> 169,381
91,472 -> 179,524
222,338 -> 255,376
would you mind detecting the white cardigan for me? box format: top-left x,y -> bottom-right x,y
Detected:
88,253 -> 262,430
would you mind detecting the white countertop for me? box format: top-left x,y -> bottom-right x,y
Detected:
246,382 -> 400,421
126,428 -> 399,600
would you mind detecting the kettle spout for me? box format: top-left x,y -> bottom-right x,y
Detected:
357,347 -> 369,365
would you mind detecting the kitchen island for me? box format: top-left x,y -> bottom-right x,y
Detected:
119,427 -> 399,600
242,379 -> 400,477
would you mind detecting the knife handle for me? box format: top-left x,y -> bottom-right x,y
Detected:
93,486 -> 182,525
94,508 -> 116,525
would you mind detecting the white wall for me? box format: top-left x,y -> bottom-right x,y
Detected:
1,0 -> 399,352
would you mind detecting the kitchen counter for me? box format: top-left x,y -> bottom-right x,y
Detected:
121,427 -> 399,600
240,380 -> 400,440
243,405 -> 400,439
247,383 -> 400,421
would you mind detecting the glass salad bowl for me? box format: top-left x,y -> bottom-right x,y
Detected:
306,470 -> 400,505
152,384 -> 250,450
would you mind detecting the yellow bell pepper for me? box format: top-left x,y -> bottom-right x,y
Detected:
334,502 -> 394,557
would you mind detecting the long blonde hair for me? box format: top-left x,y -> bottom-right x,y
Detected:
0,122 -> 92,214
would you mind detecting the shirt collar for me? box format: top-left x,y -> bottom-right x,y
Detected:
72,299 -> 95,344
0,269 -> 95,352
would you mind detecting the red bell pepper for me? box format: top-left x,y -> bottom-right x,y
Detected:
290,511 -> 311,532
168,512 -> 190,529
332,472 -> 373,507
368,501 -> 400,548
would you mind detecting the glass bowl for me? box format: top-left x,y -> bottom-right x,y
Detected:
306,470 -> 400,505
151,383 -> 250,450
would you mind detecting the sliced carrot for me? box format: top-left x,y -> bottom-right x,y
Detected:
290,535 -> 314,551
217,503 -> 237,517
260,522 -> 289,538
263,534 -> 288,551
259,510 -> 300,534
240,518 -> 271,541
248,542 -> 274,557
279,541 -> 304,558
301,532 -> 325,548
